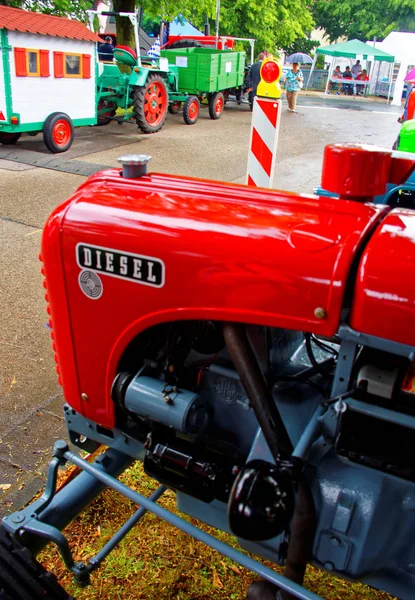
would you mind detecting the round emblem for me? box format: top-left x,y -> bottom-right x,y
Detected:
215,379 -> 241,405
78,270 -> 103,299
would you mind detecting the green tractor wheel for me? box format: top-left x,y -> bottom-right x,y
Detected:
133,74 -> 168,134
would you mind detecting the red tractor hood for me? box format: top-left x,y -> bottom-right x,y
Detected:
351,208 -> 415,347
42,171 -> 387,427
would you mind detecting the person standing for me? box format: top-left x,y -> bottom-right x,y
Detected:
284,62 -> 304,113
98,36 -> 114,62
351,60 -> 362,79
400,86 -> 415,123
246,53 -> 265,111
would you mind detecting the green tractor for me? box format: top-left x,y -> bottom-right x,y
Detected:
96,44 -> 178,133
89,9 -> 176,133
89,10 -> 245,134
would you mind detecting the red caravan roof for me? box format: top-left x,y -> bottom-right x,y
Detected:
0,5 -> 101,43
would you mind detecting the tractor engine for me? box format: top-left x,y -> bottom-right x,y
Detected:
39,147 -> 415,600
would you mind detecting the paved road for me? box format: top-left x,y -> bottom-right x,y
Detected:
0,94 -> 403,513
297,94 -> 402,114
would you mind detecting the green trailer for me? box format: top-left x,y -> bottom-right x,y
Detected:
160,47 -> 246,121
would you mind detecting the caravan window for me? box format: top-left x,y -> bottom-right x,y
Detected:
14,47 -> 49,77
64,53 -> 82,77
27,50 -> 40,76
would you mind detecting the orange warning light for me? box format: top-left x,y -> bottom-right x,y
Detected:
261,60 -> 280,83
257,59 -> 281,99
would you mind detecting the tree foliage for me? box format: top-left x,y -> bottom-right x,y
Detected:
218,0 -> 314,55
282,36 -> 319,56
110,0 -> 315,56
1,0 -> 316,59
313,0 -> 415,42
111,0 -> 215,47
0,0 -> 92,20
139,0 -> 215,22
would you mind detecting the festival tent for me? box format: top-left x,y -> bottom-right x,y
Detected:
307,39 -> 395,96
367,32 -> 415,105
169,15 -> 203,37
316,39 -> 394,62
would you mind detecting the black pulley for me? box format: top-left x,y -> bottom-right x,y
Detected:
228,460 -> 295,541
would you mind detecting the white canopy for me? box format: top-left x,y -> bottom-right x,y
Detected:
367,32 -> 415,106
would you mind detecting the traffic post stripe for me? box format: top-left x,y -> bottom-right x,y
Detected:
253,102 -> 278,151
247,151 -> 272,188
246,97 -> 282,188
257,97 -> 279,127
251,127 -> 273,176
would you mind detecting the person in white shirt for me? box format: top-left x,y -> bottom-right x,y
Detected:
351,60 -> 362,78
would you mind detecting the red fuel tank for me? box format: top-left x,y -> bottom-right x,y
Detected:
350,208 -> 415,347
41,170 -> 386,427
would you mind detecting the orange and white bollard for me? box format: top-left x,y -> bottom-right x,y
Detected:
246,59 -> 282,188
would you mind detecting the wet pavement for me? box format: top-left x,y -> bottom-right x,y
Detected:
0,94 -> 403,514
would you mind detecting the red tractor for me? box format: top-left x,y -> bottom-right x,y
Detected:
2,146 -> 415,600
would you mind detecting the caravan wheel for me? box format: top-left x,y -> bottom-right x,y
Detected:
0,132 -> 21,145
43,113 -> 74,153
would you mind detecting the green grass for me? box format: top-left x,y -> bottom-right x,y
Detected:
38,462 -> 396,600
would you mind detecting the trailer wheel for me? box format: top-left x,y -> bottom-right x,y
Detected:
0,132 -> 21,145
168,101 -> 182,114
183,96 -> 200,125
43,113 -> 74,153
208,92 -> 224,120
0,525 -> 72,599
133,74 -> 168,134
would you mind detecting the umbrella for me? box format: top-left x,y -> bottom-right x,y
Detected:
405,67 -> 415,82
286,52 -> 313,64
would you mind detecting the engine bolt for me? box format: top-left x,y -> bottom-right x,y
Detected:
53,440 -> 69,458
330,537 -> 340,546
324,561 -> 334,571
314,307 -> 327,320
81,393 -> 89,402
11,514 -> 25,524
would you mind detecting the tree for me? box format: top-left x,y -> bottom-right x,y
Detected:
111,0 -> 315,56
112,0 -> 136,46
0,0 -> 93,20
313,0 -> 415,42
282,36 -> 319,56
218,0 -> 314,57
111,0 -> 215,47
